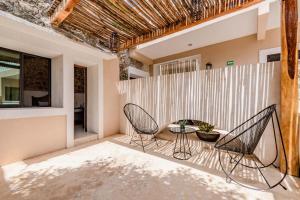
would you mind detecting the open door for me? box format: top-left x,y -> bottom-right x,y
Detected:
74,65 -> 87,137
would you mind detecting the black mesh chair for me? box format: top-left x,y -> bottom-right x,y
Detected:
215,104 -> 287,190
123,103 -> 159,152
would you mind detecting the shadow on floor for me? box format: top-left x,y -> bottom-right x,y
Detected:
0,140 -> 265,200
111,134 -> 296,192
0,135 -> 299,200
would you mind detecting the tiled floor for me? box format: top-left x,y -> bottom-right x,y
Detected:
74,125 -> 98,146
0,134 -> 299,200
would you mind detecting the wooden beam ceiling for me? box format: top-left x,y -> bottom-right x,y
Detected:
49,0 -> 262,52
49,0 -> 81,26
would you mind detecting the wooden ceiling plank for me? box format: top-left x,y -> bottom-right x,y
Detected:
166,0 -> 183,21
173,0 -> 191,19
155,0 -> 178,22
121,1 -> 158,29
115,0 -> 155,30
149,0 -> 175,24
84,1 -> 141,35
78,0 -> 144,37
74,7 -> 137,39
120,0 -> 262,50
101,0 -> 149,32
48,0 -> 261,52
127,0 -> 166,27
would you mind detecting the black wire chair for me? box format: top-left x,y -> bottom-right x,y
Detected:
123,103 -> 159,152
215,104 -> 288,190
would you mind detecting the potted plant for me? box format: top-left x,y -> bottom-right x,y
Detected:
178,120 -> 187,130
196,122 -> 220,142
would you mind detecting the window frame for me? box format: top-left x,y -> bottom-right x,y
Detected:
0,47 -> 51,108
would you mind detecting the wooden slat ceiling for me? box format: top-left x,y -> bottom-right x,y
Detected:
49,0 -> 262,52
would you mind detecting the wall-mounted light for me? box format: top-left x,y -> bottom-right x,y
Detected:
109,32 -> 120,53
206,62 -> 212,70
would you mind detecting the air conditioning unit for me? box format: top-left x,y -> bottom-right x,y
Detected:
127,66 -> 149,80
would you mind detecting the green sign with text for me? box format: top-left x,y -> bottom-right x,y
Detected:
227,60 -> 235,66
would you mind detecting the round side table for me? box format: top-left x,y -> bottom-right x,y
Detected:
169,127 -> 196,160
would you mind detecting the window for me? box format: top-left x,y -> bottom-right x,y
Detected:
267,53 -> 280,62
154,55 -> 201,76
0,48 -> 21,106
23,54 -> 51,107
5,87 -> 19,101
0,47 -> 51,108
267,51 -> 300,62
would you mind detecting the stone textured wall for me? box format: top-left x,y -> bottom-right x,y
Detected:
24,55 -> 50,91
0,0 -> 110,52
0,0 -> 52,26
74,67 -> 85,93
118,50 -> 143,80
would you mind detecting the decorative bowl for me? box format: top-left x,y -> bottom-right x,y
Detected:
196,131 -> 220,142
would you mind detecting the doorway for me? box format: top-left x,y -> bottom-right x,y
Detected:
74,65 -> 87,138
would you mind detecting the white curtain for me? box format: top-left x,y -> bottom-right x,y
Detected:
119,62 -> 280,133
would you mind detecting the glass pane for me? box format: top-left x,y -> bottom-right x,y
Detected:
0,49 -> 20,106
267,53 -> 280,62
23,54 -> 51,107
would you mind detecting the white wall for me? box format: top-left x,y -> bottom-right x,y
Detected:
103,58 -> 120,137
51,55 -> 64,108
0,11 -> 114,150
63,54 -> 75,147
87,63 -> 103,136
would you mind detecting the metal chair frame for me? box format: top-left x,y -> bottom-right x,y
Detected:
123,103 -> 159,152
215,104 -> 288,190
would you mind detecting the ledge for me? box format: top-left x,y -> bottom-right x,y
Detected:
0,107 -> 66,120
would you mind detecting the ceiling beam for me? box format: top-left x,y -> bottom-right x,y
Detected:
50,0 -> 80,26
257,2 -> 270,40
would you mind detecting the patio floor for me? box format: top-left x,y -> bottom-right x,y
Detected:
0,134 -> 299,200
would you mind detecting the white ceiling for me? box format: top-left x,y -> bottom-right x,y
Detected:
135,0 -> 282,60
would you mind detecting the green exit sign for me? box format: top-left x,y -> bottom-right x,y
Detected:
227,60 -> 235,66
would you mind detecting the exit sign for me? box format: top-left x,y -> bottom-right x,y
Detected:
227,60 -> 235,66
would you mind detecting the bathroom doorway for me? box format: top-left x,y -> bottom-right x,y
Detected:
74,65 -> 87,137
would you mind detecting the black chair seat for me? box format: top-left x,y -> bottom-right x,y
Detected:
124,103 -> 159,152
216,136 -> 246,154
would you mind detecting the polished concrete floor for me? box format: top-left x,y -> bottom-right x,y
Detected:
74,125 -> 98,146
0,134 -> 299,200
74,125 -> 97,139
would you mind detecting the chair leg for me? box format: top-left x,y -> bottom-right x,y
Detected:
279,183 -> 287,190
254,158 -> 287,190
229,154 -> 244,175
153,134 -> 159,147
129,133 -> 135,144
139,134 -> 145,152
229,153 -> 240,164
226,153 -> 244,183
254,160 -> 271,188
